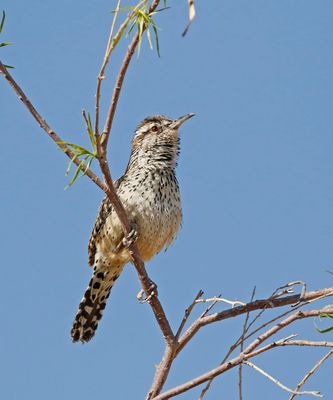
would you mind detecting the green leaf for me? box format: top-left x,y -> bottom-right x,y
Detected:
125,4 -> 168,58
151,22 -> 160,57
65,153 -> 78,176
0,11 -> 5,33
0,41 -> 12,47
83,156 -> 93,177
0,11 -> 14,68
57,116 -> 98,188
57,141 -> 96,157
316,325 -> 333,334
146,26 -> 153,49
314,305 -> 333,334
85,112 -> 96,150
67,158 -> 87,188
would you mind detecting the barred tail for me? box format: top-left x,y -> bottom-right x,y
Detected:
71,265 -> 123,343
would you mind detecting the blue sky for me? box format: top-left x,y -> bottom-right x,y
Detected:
1,1 -> 333,399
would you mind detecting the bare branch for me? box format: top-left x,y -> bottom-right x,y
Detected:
177,287 -> 333,356
195,296 -> 245,307
289,350 -> 333,400
198,285 -> 332,399
199,294 -> 222,319
152,307 -> 333,400
244,361 -> 322,397
147,290 -> 204,400
176,290 -> 204,339
246,338 -> 333,359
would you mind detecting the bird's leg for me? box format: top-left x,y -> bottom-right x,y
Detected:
137,281 -> 158,303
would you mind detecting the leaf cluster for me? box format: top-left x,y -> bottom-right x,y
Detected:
0,11 -> 14,68
126,2 -> 169,57
58,112 -> 97,188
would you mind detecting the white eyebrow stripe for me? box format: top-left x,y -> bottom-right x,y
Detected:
137,122 -> 158,134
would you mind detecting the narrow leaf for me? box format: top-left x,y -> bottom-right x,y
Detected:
0,41 -> 12,47
0,11 -> 5,33
65,154 -> 78,176
68,158 -> 87,187
146,27 -> 153,49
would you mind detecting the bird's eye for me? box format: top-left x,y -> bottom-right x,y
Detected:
150,125 -> 158,133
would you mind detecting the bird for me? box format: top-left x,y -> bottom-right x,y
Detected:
71,113 -> 194,343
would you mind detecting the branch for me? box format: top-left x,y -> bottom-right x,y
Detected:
289,350 -> 333,400
200,285 -> 299,399
146,290 -> 204,400
0,61 -> 105,192
195,296 -> 245,307
244,361 -> 322,397
244,338 -> 333,359
151,307 -> 333,399
176,290 -> 204,339
177,287 -> 333,355
149,286 -> 333,399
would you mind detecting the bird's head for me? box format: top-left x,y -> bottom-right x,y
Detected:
128,113 -> 194,170
132,113 -> 195,151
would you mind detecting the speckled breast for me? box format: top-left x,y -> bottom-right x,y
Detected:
118,169 -> 182,261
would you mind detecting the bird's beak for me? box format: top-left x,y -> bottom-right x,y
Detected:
170,113 -> 195,129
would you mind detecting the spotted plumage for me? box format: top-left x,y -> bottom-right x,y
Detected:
71,114 -> 194,343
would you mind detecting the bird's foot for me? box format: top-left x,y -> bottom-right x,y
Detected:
137,282 -> 158,303
123,228 -> 138,248
114,226 -> 138,253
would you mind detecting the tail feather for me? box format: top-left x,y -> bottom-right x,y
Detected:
71,266 -> 122,343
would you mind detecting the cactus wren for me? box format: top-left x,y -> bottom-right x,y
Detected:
71,113 -> 194,343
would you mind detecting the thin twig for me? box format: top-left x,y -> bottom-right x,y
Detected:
101,0 -> 161,153
94,0 -> 122,137
195,297 -> 245,307
244,361 -> 322,397
289,350 -> 333,400
182,0 -> 196,37
238,287 -> 256,400
94,0 -> 146,136
176,290 -> 204,339
244,338 -> 333,359
199,294 -> 222,318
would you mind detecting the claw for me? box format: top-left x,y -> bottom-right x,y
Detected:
136,283 -> 157,303
114,226 -> 138,253
122,228 -> 138,248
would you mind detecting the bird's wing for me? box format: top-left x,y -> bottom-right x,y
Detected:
87,177 -> 124,266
